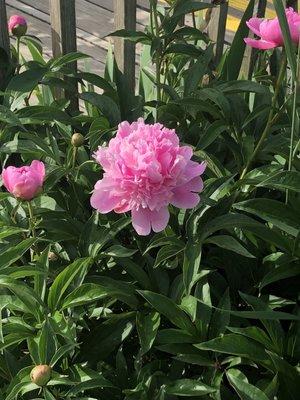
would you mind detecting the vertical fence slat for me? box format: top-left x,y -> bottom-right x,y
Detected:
50,0 -> 78,110
0,0 -> 10,57
207,1 -> 229,65
114,0 -> 137,94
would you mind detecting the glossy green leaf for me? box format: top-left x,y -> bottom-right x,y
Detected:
137,311 -> 160,354
227,368 -> 269,400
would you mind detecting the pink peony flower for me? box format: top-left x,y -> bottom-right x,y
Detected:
244,8 -> 300,49
2,160 -> 45,201
8,15 -> 27,37
90,119 -> 205,236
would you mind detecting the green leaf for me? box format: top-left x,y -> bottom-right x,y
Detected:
0,276 -> 45,320
6,66 -> 47,93
77,72 -> 115,93
164,379 -> 216,396
251,171 -> 300,193
183,242 -> 202,295
50,343 -> 76,367
154,243 -> 184,268
209,289 -> 231,339
233,199 -> 300,237
196,121 -> 228,150
0,104 -> 24,128
220,0 -> 255,80
0,226 -> 27,240
101,245 -> 137,258
87,276 -> 139,308
184,46 -> 214,95
273,0 -> 297,80
49,51 -> 90,71
195,334 -> 272,369
109,29 -> 151,44
173,1 -> 214,18
65,377 -> 115,396
204,235 -> 255,258
79,92 -> 121,127
38,320 -> 57,364
227,326 -> 274,350
48,258 -> 92,311
227,369 -> 269,400
139,290 -> 196,334
61,283 -> 109,310
0,238 -> 36,270
260,263 -> 300,289
137,311 -> 160,355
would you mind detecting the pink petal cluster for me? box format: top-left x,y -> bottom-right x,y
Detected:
90,118 -> 205,236
244,8 -> 300,49
8,15 -> 27,37
2,160 -> 45,201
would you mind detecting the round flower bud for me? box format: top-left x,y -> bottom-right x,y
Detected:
8,15 -> 27,38
48,251 -> 58,262
1,160 -> 45,201
30,365 -> 51,387
71,133 -> 84,147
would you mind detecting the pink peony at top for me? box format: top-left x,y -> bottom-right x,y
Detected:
244,8 -> 300,50
2,160 -> 45,201
8,15 -> 27,37
91,118 -> 206,236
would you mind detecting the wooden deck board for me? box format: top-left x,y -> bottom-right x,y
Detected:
6,0 -> 150,74
5,0 -> 275,76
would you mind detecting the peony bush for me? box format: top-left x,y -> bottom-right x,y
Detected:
0,0 -> 299,399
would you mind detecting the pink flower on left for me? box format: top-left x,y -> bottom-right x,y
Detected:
8,15 -> 27,37
91,118 -> 206,236
244,7 -> 300,50
2,161 -> 45,201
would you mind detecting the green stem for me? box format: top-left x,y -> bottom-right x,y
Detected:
240,54 -> 287,180
27,201 -> 36,240
286,40 -> 300,204
27,201 -> 39,261
72,146 -> 78,169
16,37 -> 21,73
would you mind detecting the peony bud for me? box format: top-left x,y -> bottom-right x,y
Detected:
30,365 -> 51,387
71,133 -> 84,147
1,160 -> 45,201
8,15 -> 27,38
48,252 -> 58,262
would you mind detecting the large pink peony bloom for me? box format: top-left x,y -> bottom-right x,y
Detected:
91,119 -> 205,236
8,15 -> 27,37
2,160 -> 45,201
244,8 -> 300,50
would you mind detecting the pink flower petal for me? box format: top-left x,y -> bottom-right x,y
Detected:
149,207 -> 169,233
246,17 -> 264,36
131,208 -> 151,236
90,189 -> 121,214
171,189 -> 200,209
244,38 -> 278,49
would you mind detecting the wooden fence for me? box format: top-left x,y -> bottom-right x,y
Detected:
0,0 -> 299,97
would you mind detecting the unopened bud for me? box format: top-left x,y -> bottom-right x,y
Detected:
48,252 -> 58,262
30,365 -> 51,387
8,16 -> 27,38
71,133 -> 84,147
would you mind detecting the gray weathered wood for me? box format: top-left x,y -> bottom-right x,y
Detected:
0,0 -> 10,56
49,0 -> 77,110
207,1 -> 229,65
114,0 -> 137,94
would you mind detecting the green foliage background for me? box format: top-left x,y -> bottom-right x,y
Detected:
0,0 -> 299,398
